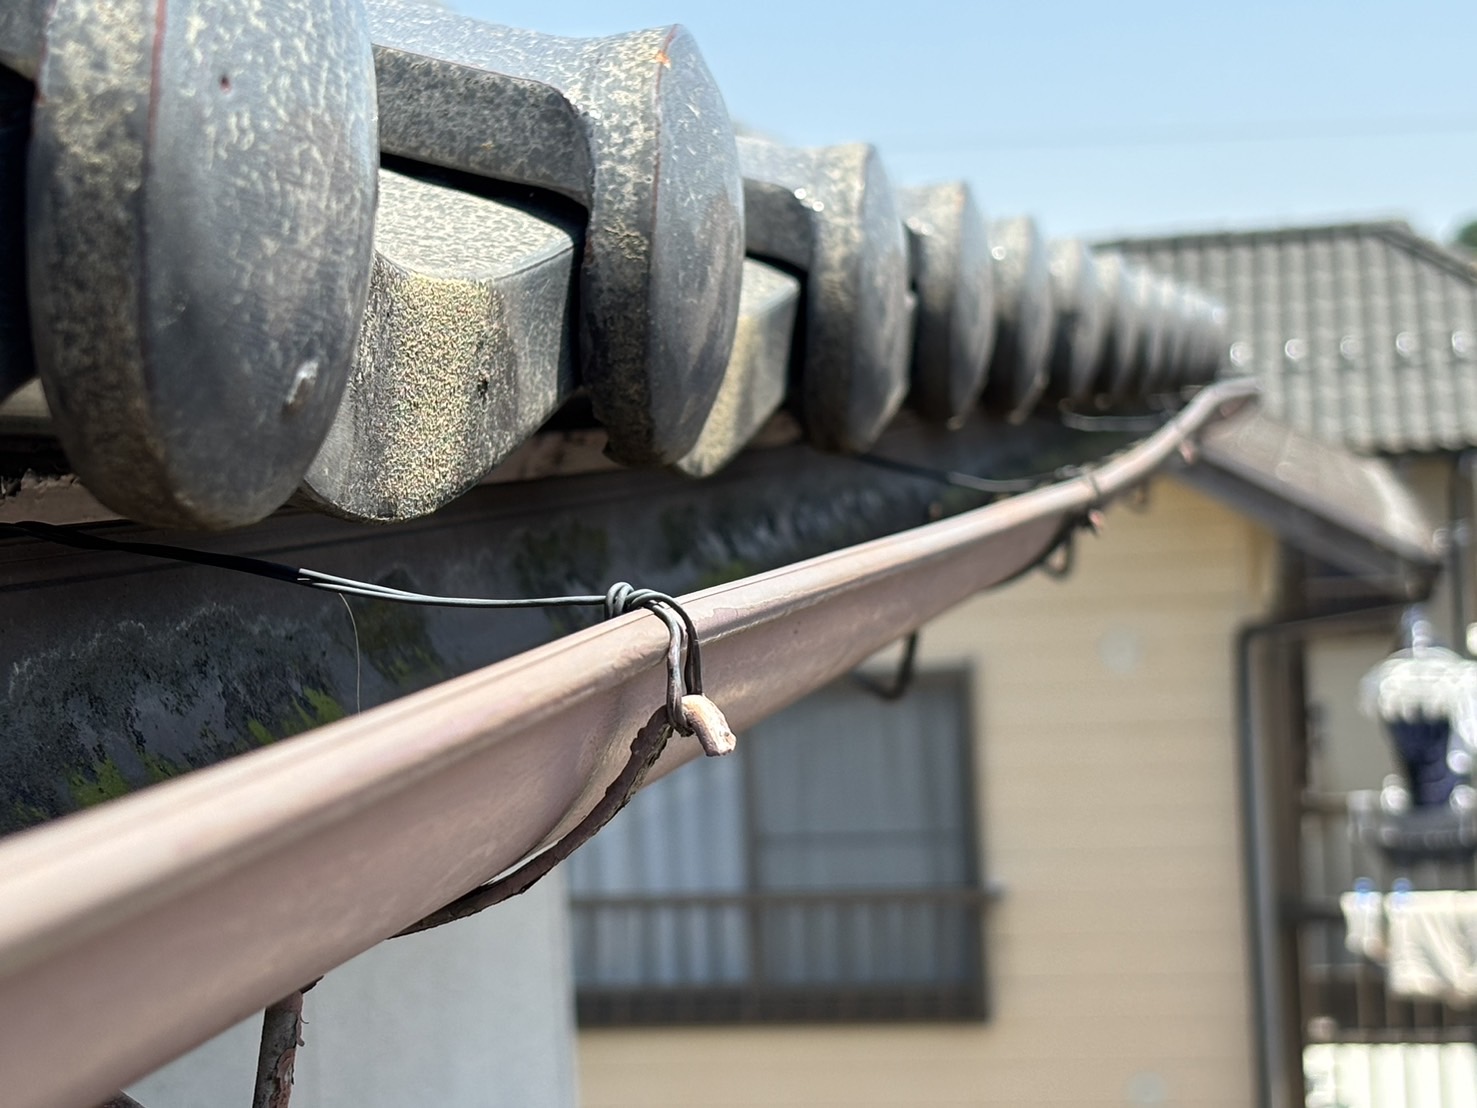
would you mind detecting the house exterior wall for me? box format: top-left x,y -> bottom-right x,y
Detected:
577,480 -> 1277,1107
128,873 -> 579,1108
1305,632 -> 1403,795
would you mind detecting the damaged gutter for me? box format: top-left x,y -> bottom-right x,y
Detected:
3,380 -> 1257,1108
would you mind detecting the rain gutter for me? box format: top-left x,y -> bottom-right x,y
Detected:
0,379 -> 1255,1108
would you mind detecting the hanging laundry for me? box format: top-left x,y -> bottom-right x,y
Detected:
1384,890 -> 1477,1006
1340,881 -> 1387,962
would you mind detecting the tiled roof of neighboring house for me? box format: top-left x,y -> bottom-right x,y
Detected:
1103,222 -> 1477,455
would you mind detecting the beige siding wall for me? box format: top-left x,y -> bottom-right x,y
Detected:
579,480 -> 1276,1107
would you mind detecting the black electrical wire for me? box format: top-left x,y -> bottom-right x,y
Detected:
1056,408 -> 1177,433
856,395 -> 1187,495
1,521 -> 748,946
0,519 -> 703,730
851,452 -> 1048,494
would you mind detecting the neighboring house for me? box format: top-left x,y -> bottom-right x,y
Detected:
569,221 -> 1477,1108
571,670 -> 992,1026
1113,223 -> 1477,1108
571,466 -> 1432,1108
573,477 -> 1278,1107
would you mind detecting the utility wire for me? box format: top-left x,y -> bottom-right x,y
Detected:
0,520 -> 704,729
1057,408 -> 1175,433
851,453 -> 1045,494
880,114 -> 1477,154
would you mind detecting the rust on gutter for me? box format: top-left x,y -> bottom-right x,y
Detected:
0,380 -> 1256,1108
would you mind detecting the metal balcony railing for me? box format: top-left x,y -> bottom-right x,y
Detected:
571,886 -> 1000,1025
1295,792 -> 1477,1045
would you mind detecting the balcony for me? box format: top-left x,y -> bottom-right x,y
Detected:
572,885 -> 1000,1025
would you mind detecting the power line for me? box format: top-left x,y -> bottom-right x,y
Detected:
880,115 -> 1477,154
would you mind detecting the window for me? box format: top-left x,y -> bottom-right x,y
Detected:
568,671 -> 994,1024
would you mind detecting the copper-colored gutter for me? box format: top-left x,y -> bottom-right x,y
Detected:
0,380 -> 1256,1108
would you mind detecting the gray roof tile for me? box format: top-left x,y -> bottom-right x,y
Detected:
1102,223 -> 1477,454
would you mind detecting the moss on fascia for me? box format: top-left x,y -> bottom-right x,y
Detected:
245,687 -> 347,747
294,688 -> 346,730
67,756 -> 130,809
62,685 -> 348,813
139,749 -> 185,783
347,574 -> 448,688
8,799 -> 51,827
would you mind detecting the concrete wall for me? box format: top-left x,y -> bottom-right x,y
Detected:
129,873 -> 578,1108
577,480 -> 1276,1107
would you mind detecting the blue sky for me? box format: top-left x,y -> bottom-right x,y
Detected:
453,0 -> 1477,244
